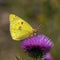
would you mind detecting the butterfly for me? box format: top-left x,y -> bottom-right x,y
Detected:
9,14 -> 36,41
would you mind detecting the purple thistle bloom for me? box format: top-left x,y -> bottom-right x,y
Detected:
21,34 -> 54,57
43,53 -> 52,60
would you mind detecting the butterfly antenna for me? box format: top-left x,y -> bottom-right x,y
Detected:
35,24 -> 41,32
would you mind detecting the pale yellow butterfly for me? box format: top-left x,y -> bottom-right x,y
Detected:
9,14 -> 36,41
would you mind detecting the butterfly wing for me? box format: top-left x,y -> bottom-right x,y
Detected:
9,14 -> 35,41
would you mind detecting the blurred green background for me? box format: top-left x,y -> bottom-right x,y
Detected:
0,0 -> 60,60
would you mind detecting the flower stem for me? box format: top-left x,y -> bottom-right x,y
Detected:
37,56 -> 44,60
32,57 -> 38,60
32,57 -> 44,60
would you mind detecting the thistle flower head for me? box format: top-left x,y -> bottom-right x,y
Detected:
43,53 -> 52,60
21,34 -> 54,58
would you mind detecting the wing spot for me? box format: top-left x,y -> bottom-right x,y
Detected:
21,22 -> 23,24
18,26 -> 22,30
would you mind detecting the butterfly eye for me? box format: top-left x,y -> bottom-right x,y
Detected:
21,22 -> 23,24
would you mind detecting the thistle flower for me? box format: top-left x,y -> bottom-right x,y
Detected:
21,34 -> 54,58
43,53 -> 52,60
